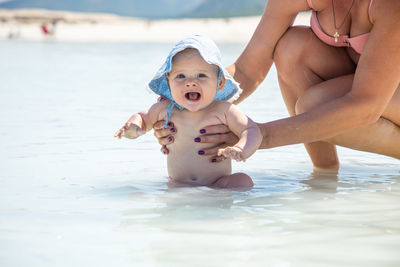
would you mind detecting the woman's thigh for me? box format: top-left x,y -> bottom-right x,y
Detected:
274,26 -> 356,106
274,26 -> 400,159
296,75 -> 400,126
274,26 -> 399,126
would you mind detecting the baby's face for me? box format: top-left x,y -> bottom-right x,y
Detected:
167,49 -> 220,112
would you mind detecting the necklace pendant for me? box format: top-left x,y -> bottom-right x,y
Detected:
334,31 -> 339,43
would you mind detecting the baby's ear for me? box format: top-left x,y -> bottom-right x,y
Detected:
217,75 -> 226,91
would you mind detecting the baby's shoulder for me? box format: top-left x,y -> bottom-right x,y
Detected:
143,99 -> 172,123
149,98 -> 171,112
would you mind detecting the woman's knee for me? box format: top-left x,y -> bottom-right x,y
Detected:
295,90 -> 318,115
295,75 -> 354,115
274,26 -> 312,77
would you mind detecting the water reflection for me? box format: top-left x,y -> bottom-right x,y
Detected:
116,166 -> 400,234
301,168 -> 339,193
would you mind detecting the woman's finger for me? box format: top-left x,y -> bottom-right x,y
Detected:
198,124 -> 230,135
153,121 -> 176,138
198,143 -> 227,156
158,135 -> 174,146
153,120 -> 174,130
160,145 -> 169,155
154,126 -> 176,138
153,120 -> 169,130
210,155 -> 226,163
196,132 -> 236,144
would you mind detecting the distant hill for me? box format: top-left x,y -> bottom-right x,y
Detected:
0,0 -> 267,19
184,0 -> 267,18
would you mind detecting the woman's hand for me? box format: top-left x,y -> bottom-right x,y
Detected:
195,124 -> 239,163
153,122 -> 239,162
153,120 -> 177,155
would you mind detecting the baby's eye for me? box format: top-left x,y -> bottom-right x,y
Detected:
198,73 -> 207,78
176,74 -> 185,79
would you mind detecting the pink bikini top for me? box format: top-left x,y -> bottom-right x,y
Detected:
307,0 -> 373,54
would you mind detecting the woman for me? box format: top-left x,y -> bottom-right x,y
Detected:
154,0 -> 400,169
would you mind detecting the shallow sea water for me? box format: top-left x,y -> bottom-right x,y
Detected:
0,41 -> 399,267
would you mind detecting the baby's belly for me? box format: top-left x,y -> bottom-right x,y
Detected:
167,147 -> 231,186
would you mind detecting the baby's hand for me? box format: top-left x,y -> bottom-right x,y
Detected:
217,146 -> 245,162
114,122 -> 146,139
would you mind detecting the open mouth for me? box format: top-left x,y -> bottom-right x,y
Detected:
185,92 -> 201,101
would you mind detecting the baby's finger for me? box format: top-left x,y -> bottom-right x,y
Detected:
114,129 -> 122,138
121,128 -> 126,137
218,149 -> 231,159
199,124 -> 230,135
137,128 -> 146,136
236,153 -> 245,162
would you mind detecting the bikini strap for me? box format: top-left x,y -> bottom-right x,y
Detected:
306,0 -> 314,10
368,0 -> 374,24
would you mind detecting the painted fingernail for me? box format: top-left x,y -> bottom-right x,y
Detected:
199,129 -> 206,134
168,122 -> 173,127
170,127 -> 175,133
168,136 -> 173,142
198,150 -> 204,155
212,158 -> 217,163
194,137 -> 201,142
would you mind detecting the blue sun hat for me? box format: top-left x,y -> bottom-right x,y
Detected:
148,34 -> 242,128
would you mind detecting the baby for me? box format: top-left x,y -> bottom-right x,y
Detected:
115,35 -> 262,188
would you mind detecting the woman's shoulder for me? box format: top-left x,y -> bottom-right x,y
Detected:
369,0 -> 400,23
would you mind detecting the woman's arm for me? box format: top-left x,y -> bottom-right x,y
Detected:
260,0 -> 400,149
153,0 -> 309,155
228,0 -> 309,104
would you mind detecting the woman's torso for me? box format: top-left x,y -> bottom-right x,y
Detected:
307,0 -> 374,63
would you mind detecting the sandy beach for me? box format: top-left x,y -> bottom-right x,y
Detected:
0,8 -> 311,42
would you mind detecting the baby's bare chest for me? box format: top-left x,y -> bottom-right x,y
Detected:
162,108 -> 232,184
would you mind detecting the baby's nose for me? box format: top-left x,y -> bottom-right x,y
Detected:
185,79 -> 197,87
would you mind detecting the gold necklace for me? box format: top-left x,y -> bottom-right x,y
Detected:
332,0 -> 356,43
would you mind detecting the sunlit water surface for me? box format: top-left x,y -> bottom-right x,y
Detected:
0,41 -> 399,267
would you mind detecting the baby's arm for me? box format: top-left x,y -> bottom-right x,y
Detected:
217,103 -> 262,161
114,101 -> 167,139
